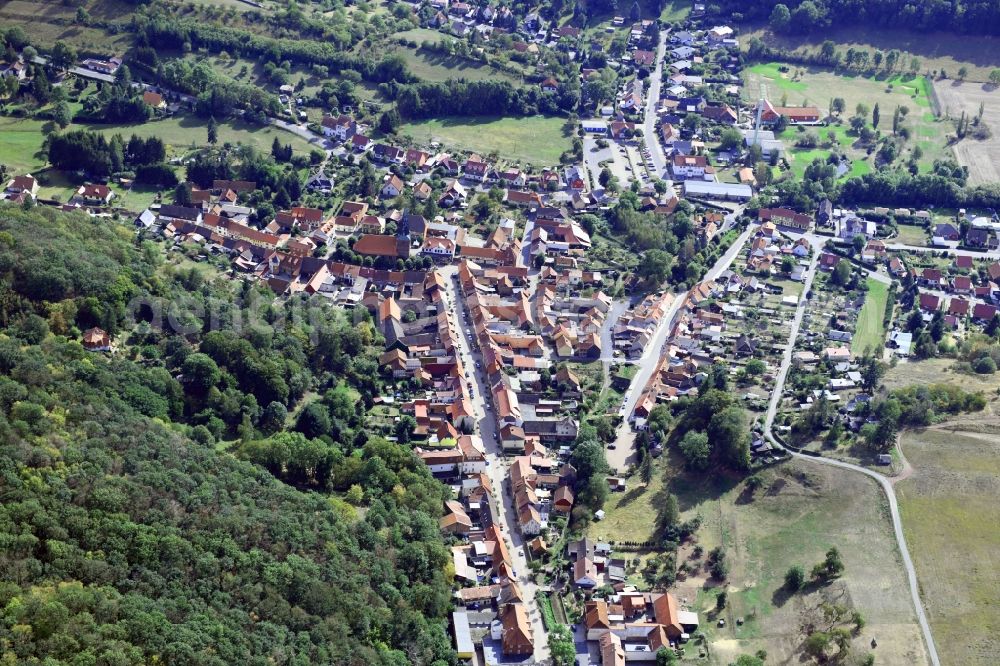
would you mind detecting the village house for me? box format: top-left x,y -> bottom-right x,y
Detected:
72,184 -> 115,206
141,91 -> 166,110
757,99 -> 822,125
82,327 -> 111,352
671,154 -> 711,180
321,114 -> 357,141
932,222 -> 961,245
381,173 -> 404,199
759,207 -> 812,232
5,174 -> 38,199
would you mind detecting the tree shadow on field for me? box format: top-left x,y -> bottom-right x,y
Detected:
615,483 -> 647,509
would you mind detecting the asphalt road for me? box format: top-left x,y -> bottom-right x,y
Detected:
763,240 -> 821,434
761,237 -> 942,666
607,223 -> 756,472
641,30 -> 670,181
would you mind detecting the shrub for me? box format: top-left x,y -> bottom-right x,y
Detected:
784,565 -> 805,591
974,356 -> 997,374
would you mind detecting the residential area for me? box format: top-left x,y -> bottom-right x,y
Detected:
2,0 -> 1000,664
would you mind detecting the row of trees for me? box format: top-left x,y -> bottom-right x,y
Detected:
46,130 -> 173,185
135,15 -> 415,86
728,0 -> 1000,35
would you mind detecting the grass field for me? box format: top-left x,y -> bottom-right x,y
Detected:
0,0 -> 134,50
398,115 -> 571,166
588,457 -> 927,665
883,357 -> 1000,397
394,28 -> 457,45
389,45 -> 521,84
897,426 -> 1000,665
895,223 -> 930,246
80,117 -> 316,155
0,117 -> 49,174
745,63 -> 949,172
741,23 -> 1000,83
0,114 -> 314,177
852,278 -> 889,355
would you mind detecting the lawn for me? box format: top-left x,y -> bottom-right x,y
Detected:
588,456 -> 929,665
398,115 -> 571,166
744,62 -> 949,170
897,427 -> 1000,665
659,0 -> 690,21
852,278 -> 889,355
895,223 -> 929,246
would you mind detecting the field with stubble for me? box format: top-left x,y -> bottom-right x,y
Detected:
898,425 -> 1000,665
933,80 -> 1000,184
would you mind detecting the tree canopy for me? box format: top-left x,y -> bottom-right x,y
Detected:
0,206 -> 456,665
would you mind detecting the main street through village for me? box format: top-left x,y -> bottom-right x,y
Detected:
438,264 -> 551,664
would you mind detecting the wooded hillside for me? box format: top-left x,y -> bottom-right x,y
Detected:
0,207 -> 456,666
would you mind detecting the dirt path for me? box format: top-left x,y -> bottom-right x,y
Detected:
890,436 -> 915,486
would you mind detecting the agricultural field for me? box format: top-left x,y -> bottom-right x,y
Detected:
398,115 -> 572,166
932,80 -> 1000,185
897,425 -> 1000,665
744,62 -> 949,174
588,456 -> 928,665
741,24 -> 1000,83
852,278 -> 889,355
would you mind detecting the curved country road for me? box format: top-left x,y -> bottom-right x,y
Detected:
782,447 -> 940,666
761,241 -> 941,666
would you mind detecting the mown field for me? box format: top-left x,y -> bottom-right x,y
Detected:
398,115 -> 571,166
897,426 -> 1000,665
588,456 -> 927,665
744,62 -> 949,175
894,223 -> 930,246
852,278 -> 889,355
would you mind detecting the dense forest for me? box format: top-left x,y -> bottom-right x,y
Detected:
0,206 -> 456,665
716,0 -> 1000,35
